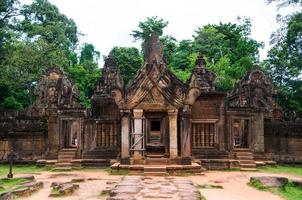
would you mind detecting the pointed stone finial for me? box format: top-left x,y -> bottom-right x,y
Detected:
104,50 -> 118,70
195,54 -> 206,68
144,32 -> 164,63
188,54 -> 215,92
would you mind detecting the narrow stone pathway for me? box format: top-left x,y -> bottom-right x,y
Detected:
108,176 -> 201,200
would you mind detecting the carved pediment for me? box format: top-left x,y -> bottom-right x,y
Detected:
28,67 -> 81,117
125,33 -> 185,109
93,51 -> 124,106
229,68 -> 277,112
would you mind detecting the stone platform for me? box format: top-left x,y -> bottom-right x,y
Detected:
111,162 -> 203,176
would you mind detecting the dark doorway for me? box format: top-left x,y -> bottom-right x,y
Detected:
233,119 -> 250,148
145,112 -> 167,156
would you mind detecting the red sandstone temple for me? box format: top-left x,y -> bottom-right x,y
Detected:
0,33 -> 301,173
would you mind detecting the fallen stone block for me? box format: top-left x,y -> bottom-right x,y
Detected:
250,176 -> 288,188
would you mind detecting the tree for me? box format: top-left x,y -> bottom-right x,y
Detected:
0,0 -> 82,110
0,0 -> 20,60
266,0 -> 302,8
80,43 -> 100,65
110,47 -> 143,84
131,16 -> 168,54
193,18 -> 263,91
20,0 -> 78,65
67,43 -> 100,108
264,12 -> 302,110
264,0 -> 302,111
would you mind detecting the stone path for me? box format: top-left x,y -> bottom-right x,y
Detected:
108,176 -> 201,200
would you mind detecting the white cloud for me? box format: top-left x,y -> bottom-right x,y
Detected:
22,0 -> 293,66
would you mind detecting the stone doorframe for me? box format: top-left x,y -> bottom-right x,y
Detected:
58,117 -> 82,150
229,116 -> 252,151
120,109 -> 179,164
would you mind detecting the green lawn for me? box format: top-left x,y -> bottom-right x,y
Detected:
249,165 -> 302,200
0,177 -> 29,194
0,164 -> 52,177
258,165 -> 302,177
274,182 -> 302,200
249,179 -> 302,200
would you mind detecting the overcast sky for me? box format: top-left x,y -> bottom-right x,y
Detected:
22,0 -> 294,65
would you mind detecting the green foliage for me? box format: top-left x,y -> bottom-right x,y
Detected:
80,43 -> 100,70
131,16 -> 168,54
20,0 -> 78,49
110,47 -> 143,84
0,96 -> 23,110
67,64 -> 100,108
193,17 -> 263,91
249,178 -> 302,200
0,0 -> 101,109
265,0 -> 302,8
275,182 -> 302,200
264,4 -> 302,110
248,179 -> 267,190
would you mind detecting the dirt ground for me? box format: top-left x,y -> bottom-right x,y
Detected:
15,169 -> 301,200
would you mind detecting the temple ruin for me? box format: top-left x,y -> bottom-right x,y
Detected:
0,33 -> 302,172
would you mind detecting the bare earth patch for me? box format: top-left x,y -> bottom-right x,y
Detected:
12,169 -> 301,200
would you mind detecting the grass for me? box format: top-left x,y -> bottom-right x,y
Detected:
249,179 -> 302,200
99,190 -> 110,198
0,164 -> 53,177
0,177 -> 29,194
196,184 -> 223,189
105,167 -> 129,175
258,165 -> 302,177
274,182 -> 302,200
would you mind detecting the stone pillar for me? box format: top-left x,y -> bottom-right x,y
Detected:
168,109 -> 178,159
120,110 -> 131,164
133,109 -> 144,160
181,106 -> 191,164
253,111 -> 264,153
46,109 -> 60,159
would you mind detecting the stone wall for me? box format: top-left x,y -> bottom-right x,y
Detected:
264,121 -> 302,163
0,111 -> 47,162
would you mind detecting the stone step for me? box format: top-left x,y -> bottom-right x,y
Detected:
233,148 -> 252,152
144,166 -> 167,173
145,154 -> 166,158
235,152 -> 253,156
240,168 -> 258,172
236,155 -> 254,160
57,159 -> 72,163
240,163 -> 256,168
143,172 -> 168,176
58,152 -> 76,156
59,149 -> 77,153
145,158 -> 167,165
239,160 -> 255,164
58,156 -> 76,159
55,163 -> 72,167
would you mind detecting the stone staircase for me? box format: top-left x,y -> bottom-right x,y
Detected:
55,148 -> 77,169
233,148 -> 257,171
144,166 -> 168,176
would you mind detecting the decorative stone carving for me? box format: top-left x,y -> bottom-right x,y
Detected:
229,68 -> 277,113
185,55 -> 215,105
93,51 -> 124,106
28,67 -> 81,117
125,33 -> 185,109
